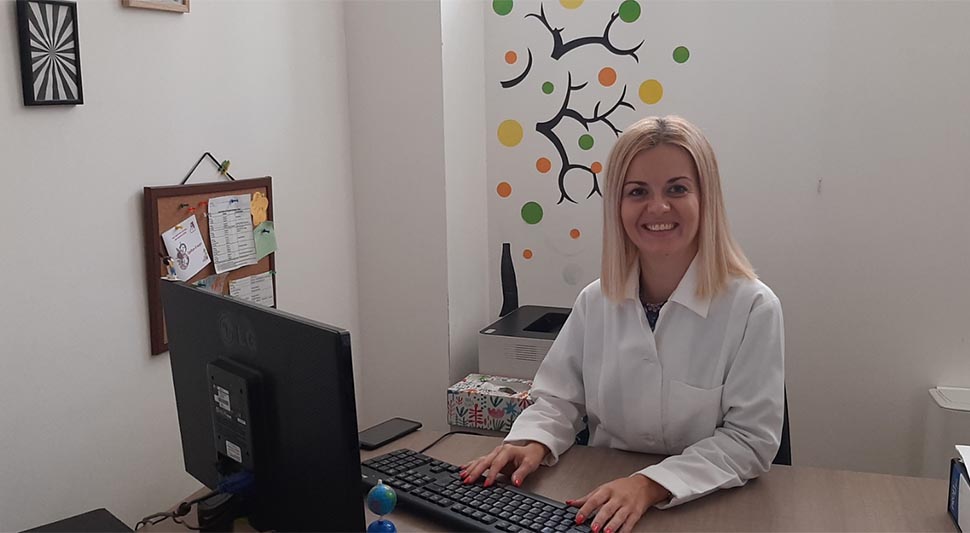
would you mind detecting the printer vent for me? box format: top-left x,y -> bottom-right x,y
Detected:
506,344 -> 540,362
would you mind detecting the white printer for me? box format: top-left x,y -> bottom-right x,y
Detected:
478,305 -> 571,380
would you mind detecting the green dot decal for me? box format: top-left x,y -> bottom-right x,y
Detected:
673,46 -> 690,63
493,0 -> 513,16
542,81 -> 555,94
578,134 -> 594,150
521,202 -> 543,225
618,0 -> 640,23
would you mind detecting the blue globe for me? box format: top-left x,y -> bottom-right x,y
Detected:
366,482 -> 397,516
367,519 -> 397,533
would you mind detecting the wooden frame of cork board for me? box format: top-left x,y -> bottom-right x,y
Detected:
143,177 -> 275,355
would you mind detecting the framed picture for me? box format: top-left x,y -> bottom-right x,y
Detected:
122,0 -> 189,13
16,0 -> 83,106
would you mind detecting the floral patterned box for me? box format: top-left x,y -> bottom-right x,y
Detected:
447,373 -> 534,432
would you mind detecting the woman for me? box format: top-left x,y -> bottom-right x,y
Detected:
463,116 -> 785,533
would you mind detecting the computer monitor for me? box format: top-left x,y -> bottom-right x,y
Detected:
160,281 -> 364,532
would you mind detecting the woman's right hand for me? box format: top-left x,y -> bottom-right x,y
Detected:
460,441 -> 549,488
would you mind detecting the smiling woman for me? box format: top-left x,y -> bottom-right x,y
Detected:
463,116 -> 785,533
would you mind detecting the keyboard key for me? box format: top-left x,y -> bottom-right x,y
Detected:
481,515 -> 497,524
495,521 -> 512,532
507,526 -> 521,533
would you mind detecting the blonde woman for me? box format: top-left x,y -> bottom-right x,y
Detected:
463,116 -> 785,533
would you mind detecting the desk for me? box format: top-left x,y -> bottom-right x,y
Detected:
153,431 -> 955,532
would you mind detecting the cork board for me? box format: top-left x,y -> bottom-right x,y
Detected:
143,177 -> 275,355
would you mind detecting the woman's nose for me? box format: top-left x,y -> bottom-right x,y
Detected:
646,198 -> 671,215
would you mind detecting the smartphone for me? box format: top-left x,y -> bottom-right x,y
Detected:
359,417 -> 423,450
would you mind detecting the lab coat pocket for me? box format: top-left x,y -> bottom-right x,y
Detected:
665,380 -> 724,452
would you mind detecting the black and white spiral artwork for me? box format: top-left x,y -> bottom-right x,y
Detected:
16,0 -> 83,106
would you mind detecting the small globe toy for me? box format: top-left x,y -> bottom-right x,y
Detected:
367,519 -> 397,533
366,480 -> 397,516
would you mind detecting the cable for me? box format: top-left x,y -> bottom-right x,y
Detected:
134,472 -> 254,530
418,430 -> 481,454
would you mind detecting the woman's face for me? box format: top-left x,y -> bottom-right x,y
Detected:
620,144 -> 701,262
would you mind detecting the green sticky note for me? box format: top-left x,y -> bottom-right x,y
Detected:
254,221 -> 277,261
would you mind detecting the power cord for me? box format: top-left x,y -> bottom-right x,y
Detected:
134,471 -> 254,530
418,430 -> 481,454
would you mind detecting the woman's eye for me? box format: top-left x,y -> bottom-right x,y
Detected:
627,187 -> 646,197
668,184 -> 689,195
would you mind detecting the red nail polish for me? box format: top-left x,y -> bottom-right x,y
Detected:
591,524 -> 600,533
514,478 -> 521,487
576,514 -> 585,524
606,528 -> 613,533
484,480 -> 491,488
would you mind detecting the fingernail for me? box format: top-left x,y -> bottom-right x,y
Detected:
606,528 -> 613,533
565,500 -> 573,505
591,524 -> 601,533
463,478 -> 471,484
576,514 -> 585,524
484,480 -> 492,488
514,478 -> 521,487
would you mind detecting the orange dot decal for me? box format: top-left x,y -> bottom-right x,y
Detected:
497,182 -> 512,198
523,249 -> 534,259
536,158 -> 552,173
570,229 -> 581,239
598,67 -> 617,87
505,51 -> 517,64
590,161 -> 603,174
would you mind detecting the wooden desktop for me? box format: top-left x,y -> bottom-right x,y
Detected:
149,430 -> 955,532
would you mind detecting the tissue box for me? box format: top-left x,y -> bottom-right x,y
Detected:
447,373 -> 534,432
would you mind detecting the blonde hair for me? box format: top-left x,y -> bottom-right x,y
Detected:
601,115 -> 756,301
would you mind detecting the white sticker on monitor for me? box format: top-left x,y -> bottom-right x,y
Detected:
215,386 -> 231,411
226,440 -> 243,463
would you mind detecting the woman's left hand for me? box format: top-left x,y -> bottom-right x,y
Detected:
567,474 -> 670,533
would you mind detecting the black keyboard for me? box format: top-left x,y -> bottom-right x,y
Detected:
361,449 -> 591,533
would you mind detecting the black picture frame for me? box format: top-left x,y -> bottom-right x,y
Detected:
16,0 -> 83,106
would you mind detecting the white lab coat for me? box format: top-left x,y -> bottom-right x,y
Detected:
504,257 -> 785,508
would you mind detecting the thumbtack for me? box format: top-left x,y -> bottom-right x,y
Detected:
175,224 -> 184,230
178,203 -> 189,209
188,207 -> 196,213
219,160 -> 231,175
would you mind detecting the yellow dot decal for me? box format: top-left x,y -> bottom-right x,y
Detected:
498,120 -> 524,147
639,79 -> 663,105
560,0 -> 583,8
523,249 -> 534,259
570,229 -> 581,239
497,182 -> 512,198
536,158 -> 552,173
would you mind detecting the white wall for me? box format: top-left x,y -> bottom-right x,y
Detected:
484,0 -> 970,477
345,0 -> 452,431
442,0 -> 490,385
0,1 -> 357,530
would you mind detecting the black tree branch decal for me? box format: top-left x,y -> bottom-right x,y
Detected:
526,3 -> 643,62
501,48 -> 534,88
536,72 -> 634,204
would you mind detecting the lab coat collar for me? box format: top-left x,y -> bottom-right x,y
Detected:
623,255 -> 711,319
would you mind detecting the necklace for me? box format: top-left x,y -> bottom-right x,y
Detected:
642,300 -> 667,313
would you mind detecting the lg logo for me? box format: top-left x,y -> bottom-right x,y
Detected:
218,312 -> 257,354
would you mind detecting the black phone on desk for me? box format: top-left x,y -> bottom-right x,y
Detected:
359,417 -> 422,450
